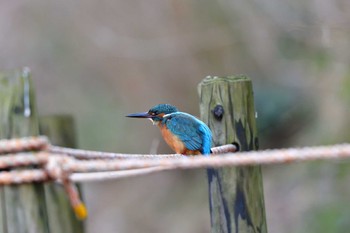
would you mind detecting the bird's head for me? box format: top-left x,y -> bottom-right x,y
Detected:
126,104 -> 178,124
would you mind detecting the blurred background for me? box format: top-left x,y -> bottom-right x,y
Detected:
2,0 -> 350,232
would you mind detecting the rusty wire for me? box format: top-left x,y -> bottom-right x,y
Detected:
1,136 -> 349,220
0,169 -> 48,184
48,143 -> 237,160
0,137 -> 349,184
49,146 -> 186,159
0,136 -> 49,154
0,152 -> 48,169
62,143 -> 350,175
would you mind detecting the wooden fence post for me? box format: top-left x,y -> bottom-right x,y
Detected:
198,76 -> 267,233
0,68 -> 84,233
0,68 -> 49,233
40,115 -> 84,233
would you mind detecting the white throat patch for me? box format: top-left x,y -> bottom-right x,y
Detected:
148,118 -> 155,125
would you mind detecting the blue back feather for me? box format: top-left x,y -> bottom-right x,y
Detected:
162,112 -> 212,155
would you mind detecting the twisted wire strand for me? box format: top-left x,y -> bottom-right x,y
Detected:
57,143 -> 350,182
0,143 -> 349,183
0,169 -> 48,184
70,167 -> 167,183
63,143 -> 350,174
0,136 -> 49,154
0,152 -> 48,169
1,136 -> 349,220
49,146 -> 186,159
0,137 -> 349,184
48,144 -> 237,160
211,144 -> 237,154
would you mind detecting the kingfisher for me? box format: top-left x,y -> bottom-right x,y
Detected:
126,104 -> 212,155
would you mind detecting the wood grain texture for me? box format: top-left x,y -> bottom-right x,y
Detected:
0,69 -> 85,233
0,69 -> 49,233
198,76 -> 267,233
40,115 -> 85,233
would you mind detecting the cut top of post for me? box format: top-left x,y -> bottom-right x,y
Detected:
201,75 -> 251,84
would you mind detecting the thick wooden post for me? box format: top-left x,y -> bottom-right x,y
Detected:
39,115 -> 84,233
0,68 -> 49,233
0,68 -> 85,233
198,76 -> 267,233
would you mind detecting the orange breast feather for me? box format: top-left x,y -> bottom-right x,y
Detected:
160,125 -> 185,154
159,125 -> 201,155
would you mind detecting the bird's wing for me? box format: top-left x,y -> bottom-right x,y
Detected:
164,113 -> 204,151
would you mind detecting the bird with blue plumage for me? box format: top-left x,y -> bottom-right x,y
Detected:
126,104 -> 212,155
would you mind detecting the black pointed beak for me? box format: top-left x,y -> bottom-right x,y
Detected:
126,112 -> 152,118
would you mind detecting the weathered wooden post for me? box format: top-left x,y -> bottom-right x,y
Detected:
0,68 -> 49,233
40,115 -> 84,233
198,76 -> 267,233
0,68 -> 84,233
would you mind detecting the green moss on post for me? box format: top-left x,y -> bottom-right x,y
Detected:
0,68 -> 49,233
0,69 -> 85,233
198,76 -> 267,233
39,115 -> 84,233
